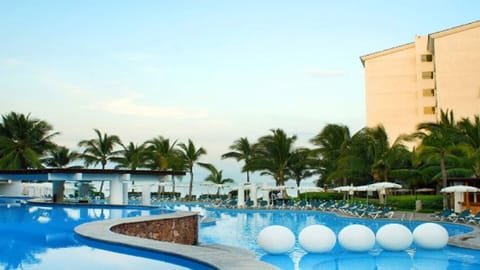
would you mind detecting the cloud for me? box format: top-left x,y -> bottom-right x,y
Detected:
97,95 -> 209,120
306,69 -> 346,78
39,76 -> 94,98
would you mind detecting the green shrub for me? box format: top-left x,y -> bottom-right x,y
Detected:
299,192 -> 343,201
384,195 -> 442,212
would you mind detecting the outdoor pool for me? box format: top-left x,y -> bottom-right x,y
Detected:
2,200 -> 480,270
164,203 -> 480,270
0,201 -> 213,270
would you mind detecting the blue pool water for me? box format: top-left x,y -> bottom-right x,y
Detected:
2,200 -> 480,270
192,206 -> 480,270
0,202 -> 213,270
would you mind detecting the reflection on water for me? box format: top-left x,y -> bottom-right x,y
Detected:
0,204 -> 176,269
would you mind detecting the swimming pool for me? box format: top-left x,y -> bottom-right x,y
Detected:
160,203 -> 480,270
0,201 -> 214,270
193,206 -> 480,270
2,200 -> 480,270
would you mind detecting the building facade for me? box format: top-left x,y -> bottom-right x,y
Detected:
360,21 -> 480,143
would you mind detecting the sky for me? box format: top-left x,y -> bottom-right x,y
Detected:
1,0 -> 479,187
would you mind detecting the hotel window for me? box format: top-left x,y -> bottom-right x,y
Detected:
423,106 -> 436,115
422,88 -> 435,97
421,54 -> 433,62
422,71 -> 434,79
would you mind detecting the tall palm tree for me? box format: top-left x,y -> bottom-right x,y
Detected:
42,146 -> 80,168
115,142 -> 147,170
146,136 -> 178,170
248,129 -> 296,198
178,139 -> 206,200
286,148 -> 315,196
78,129 -> 122,193
458,115 -> 480,177
197,162 -> 234,196
413,109 -> 466,207
146,136 -> 179,193
222,137 -> 254,183
0,112 -> 58,169
365,125 -> 411,182
310,124 -> 351,186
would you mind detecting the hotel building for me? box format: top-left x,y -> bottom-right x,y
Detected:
360,20 -> 480,143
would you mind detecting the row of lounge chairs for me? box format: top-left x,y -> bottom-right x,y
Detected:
211,199 -> 395,219
431,208 -> 480,225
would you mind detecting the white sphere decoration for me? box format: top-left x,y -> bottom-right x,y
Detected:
299,225 -> 336,253
413,223 -> 449,250
376,223 -> 413,251
257,225 -> 295,254
338,224 -> 376,252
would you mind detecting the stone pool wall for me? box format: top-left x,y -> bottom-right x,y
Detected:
111,213 -> 198,245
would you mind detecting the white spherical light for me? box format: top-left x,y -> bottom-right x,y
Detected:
413,223 -> 449,250
338,224 -> 375,252
257,225 -> 295,254
299,225 -> 336,253
376,223 -> 413,251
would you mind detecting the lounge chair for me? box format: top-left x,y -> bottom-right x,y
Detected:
448,209 -> 471,223
465,212 -> 480,225
431,208 -> 454,221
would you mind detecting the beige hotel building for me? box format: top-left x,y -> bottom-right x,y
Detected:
360,20 -> 480,143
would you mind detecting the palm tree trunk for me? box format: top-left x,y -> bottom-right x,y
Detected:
188,170 -> 194,201
440,153 -> 449,208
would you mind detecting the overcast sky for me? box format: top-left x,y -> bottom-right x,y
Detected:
1,1 -> 478,184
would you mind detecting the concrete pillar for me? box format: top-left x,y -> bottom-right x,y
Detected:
142,184 -> 151,205
78,182 -> 90,201
121,174 -> 130,205
251,184 -> 258,207
262,183 -> 270,204
454,192 -> 463,213
237,184 -> 245,208
109,178 -> 122,205
52,181 -> 65,203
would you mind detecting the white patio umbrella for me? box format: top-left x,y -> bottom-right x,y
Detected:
441,185 -> 480,211
333,185 -> 355,200
298,186 -> 324,201
440,185 -> 480,193
353,185 -> 377,204
367,181 -> 402,189
368,181 -> 402,206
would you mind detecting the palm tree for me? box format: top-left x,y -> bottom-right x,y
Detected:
197,162 -> 234,196
248,129 -> 296,198
178,139 -> 207,200
286,148 -> 315,196
78,129 -> 122,193
413,109 -> 466,207
42,146 -> 80,168
365,125 -> 411,182
458,115 -> 480,177
222,137 -> 254,183
115,142 -> 147,170
0,112 -> 58,169
310,124 -> 351,186
146,136 -> 180,193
